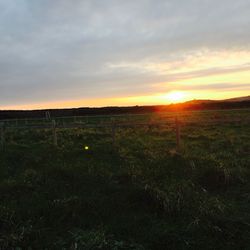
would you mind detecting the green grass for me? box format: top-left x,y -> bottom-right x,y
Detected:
0,109 -> 250,249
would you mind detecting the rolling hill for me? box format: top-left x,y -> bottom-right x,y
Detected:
0,95 -> 250,120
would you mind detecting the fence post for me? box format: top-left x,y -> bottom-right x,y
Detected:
112,121 -> 116,146
52,120 -> 58,147
0,122 -> 4,150
175,116 -> 180,151
46,111 -> 51,120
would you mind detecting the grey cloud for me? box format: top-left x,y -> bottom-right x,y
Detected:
0,0 -> 250,107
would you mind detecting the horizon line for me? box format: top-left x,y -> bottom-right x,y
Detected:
1,95 -> 250,112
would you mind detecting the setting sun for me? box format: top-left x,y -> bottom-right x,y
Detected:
166,92 -> 185,103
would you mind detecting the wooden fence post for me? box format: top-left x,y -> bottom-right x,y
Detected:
0,122 -> 4,150
46,111 -> 51,120
112,121 -> 116,146
52,120 -> 58,147
175,116 -> 180,151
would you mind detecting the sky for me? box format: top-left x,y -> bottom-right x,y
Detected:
0,0 -> 250,110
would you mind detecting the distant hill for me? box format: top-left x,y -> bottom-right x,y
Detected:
182,96 -> 250,105
223,96 -> 250,102
0,96 -> 250,120
181,99 -> 216,105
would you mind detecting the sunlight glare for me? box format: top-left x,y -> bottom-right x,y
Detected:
166,91 -> 185,103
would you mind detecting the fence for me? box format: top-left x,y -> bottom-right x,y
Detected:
0,111 -> 249,151
0,115 -> 182,150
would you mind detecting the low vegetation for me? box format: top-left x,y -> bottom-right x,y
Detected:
0,109 -> 250,249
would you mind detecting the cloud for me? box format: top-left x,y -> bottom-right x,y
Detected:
0,0 -> 250,107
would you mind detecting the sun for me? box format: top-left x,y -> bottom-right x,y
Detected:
166,91 -> 185,103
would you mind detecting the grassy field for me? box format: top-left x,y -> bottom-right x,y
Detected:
0,109 -> 250,249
